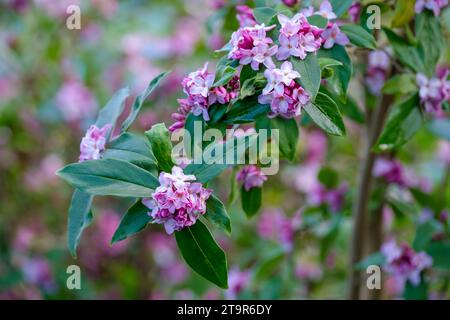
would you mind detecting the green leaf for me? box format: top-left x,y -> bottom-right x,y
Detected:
416,11 -> 443,75
104,132 -> 157,171
291,54 -> 321,100
318,57 -> 343,70
213,66 -> 236,87
403,280 -> 428,300
241,186 -> 262,218
271,117 -> 299,161
329,0 -> 354,17
175,220 -> 228,289
413,220 -> 443,251
303,92 -> 346,136
67,190 -> 93,258
318,167 -> 338,189
224,96 -> 270,124
253,7 -> 277,25
254,251 -> 285,281
340,24 -> 376,49
204,195 -> 231,235
96,87 -> 130,136
318,46 -> 352,100
307,15 -> 328,28
427,118 -> 450,141
391,0 -> 415,27
409,187 -> 437,211
320,86 -> 364,123
375,94 -> 422,152
184,134 -> 258,183
383,28 -> 425,73
426,242 -> 450,270
111,201 -> 152,244
121,71 -> 170,132
355,252 -> 386,270
57,158 -> 159,197
145,123 -> 174,172
382,74 -> 417,95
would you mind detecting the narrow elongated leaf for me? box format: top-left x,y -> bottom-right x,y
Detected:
303,92 -> 346,136
320,86 -> 364,123
184,134 -> 258,183
391,0 -> 415,27
318,57 -> 343,69
213,66 -> 236,87
241,186 -> 262,218
318,46 -> 352,100
291,54 -> 321,100
382,74 -> 417,95
329,0 -> 353,17
375,94 -> 422,152
57,158 -> 159,197
121,71 -> 170,132
383,28 -> 425,73
416,11 -> 444,75
205,195 -> 231,235
145,123 -> 174,172
175,220 -> 228,289
104,132 -> 156,171
67,189 -> 93,258
224,96 -> 270,124
96,87 -> 130,134
271,117 -> 299,161
111,201 -> 152,244
340,24 -> 376,49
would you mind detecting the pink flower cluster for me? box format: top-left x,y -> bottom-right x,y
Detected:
236,5 -> 257,28
258,61 -> 310,118
169,64 -> 238,131
373,158 -> 407,187
142,166 -> 212,234
301,0 -> 337,19
416,68 -> 450,114
415,0 -> 449,16
276,14 -> 323,60
366,50 -> 391,95
79,124 -> 111,162
56,79 -> 97,122
257,208 -> 299,251
228,24 -> 278,70
381,240 -> 432,286
236,165 -> 268,191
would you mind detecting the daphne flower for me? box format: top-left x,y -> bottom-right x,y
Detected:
257,208 -> 299,251
416,68 -> 450,114
322,23 -> 349,49
56,79 -> 97,122
236,165 -> 267,191
262,61 -> 301,95
366,50 -> 391,95
250,43 -> 278,70
282,0 -> 298,7
278,34 -> 306,60
142,166 -> 212,234
236,5 -> 257,27
373,158 -> 407,187
349,1 -> 362,22
415,0 -> 449,16
79,124 -> 111,162
182,62 -> 215,98
381,240 -> 433,287
316,0 -> 338,19
225,268 -> 251,300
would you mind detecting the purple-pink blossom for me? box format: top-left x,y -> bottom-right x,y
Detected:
236,5 -> 257,28
373,158 -> 406,187
225,268 -> 251,300
258,61 -> 310,118
228,24 -> 278,70
416,68 -> 450,114
415,0 -> 449,16
55,80 -> 97,122
257,208 -> 299,251
365,50 -> 391,95
307,183 -> 348,213
236,165 -> 268,191
349,2 -> 362,23
276,14 -> 323,60
142,166 -> 212,234
316,0 -> 338,20
381,240 -> 433,287
322,23 -> 349,49
282,0 -> 299,7
79,124 -> 111,162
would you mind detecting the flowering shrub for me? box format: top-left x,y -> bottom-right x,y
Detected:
1,0 -> 450,300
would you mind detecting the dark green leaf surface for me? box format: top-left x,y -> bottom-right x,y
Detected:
145,123 -> 175,172
204,195 -> 231,235
241,186 -> 262,218
67,189 -> 93,258
111,201 -> 152,244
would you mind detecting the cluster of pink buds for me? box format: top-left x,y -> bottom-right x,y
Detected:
236,5 -> 257,28
276,13 -> 324,60
236,165 -> 267,191
228,24 -> 278,70
258,61 -> 310,118
169,64 -> 238,131
381,240 -> 433,287
416,67 -> 450,114
415,0 -> 449,16
373,158 -> 407,187
142,166 -> 212,234
79,124 -> 111,162
366,50 -> 391,95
